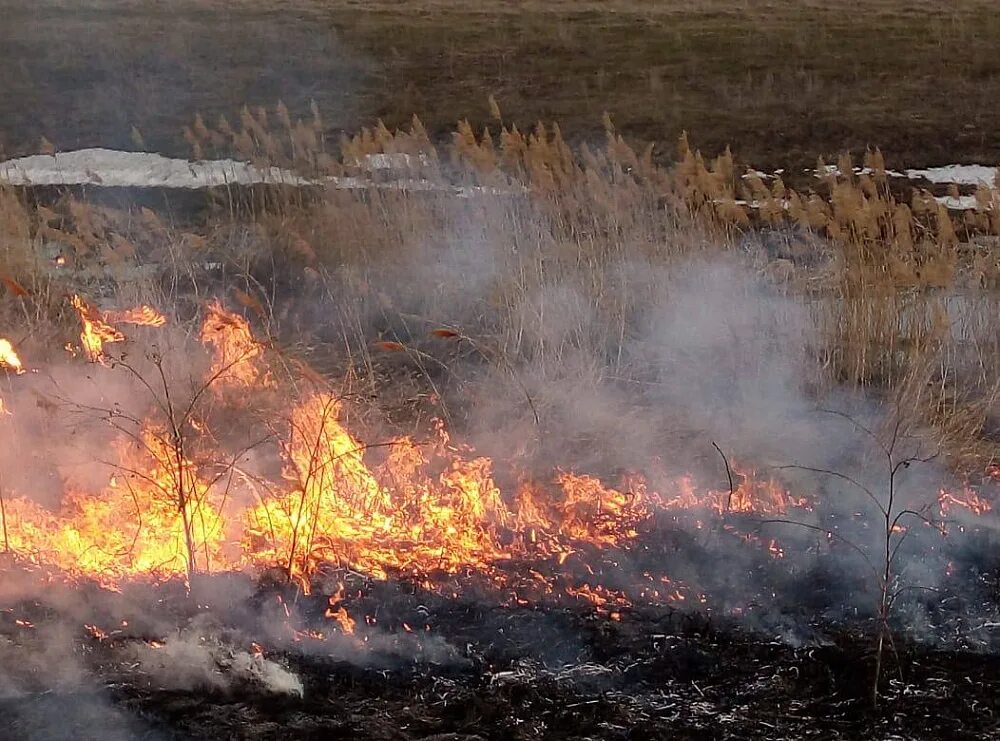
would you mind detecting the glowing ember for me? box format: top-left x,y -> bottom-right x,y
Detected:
939,486 -> 993,517
84,623 -> 109,640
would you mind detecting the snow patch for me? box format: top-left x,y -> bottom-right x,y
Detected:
350,152 -> 432,171
0,148 -> 518,200
904,164 -> 998,187
934,194 -> 980,210
0,148 -> 314,189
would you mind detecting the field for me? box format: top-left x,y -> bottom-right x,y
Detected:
4,0 -> 1000,172
2,1 -> 1000,739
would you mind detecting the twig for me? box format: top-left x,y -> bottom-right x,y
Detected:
711,441 -> 735,511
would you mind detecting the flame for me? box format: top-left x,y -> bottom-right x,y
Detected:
659,468 -> 807,516
0,338 -> 24,374
243,393 -> 511,580
0,382 -> 818,594
69,298 -> 166,364
70,295 -> 125,362
939,486 -> 993,517
200,300 -> 269,389
104,306 -> 167,327
3,428 -> 228,587
324,584 -> 357,634
6,297 -> 959,617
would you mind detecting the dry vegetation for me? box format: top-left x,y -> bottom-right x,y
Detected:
3,105 -> 1000,477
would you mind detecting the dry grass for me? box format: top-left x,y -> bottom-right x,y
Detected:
3,108 -> 1000,473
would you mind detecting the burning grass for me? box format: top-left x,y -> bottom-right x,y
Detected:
2,109 -> 1000,732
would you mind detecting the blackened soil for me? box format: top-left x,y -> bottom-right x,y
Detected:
1,576 -> 999,741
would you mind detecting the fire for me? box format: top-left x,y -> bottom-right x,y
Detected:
0,338 -> 24,374
324,585 -> 357,634
84,623 -> 109,640
0,376 -> 819,595
200,300 -> 269,388
659,469 -> 807,516
15,294 -> 986,619
2,427 -> 228,587
243,392 -> 511,580
566,583 -> 632,611
104,305 -> 167,327
69,296 -> 168,363
70,295 -> 126,362
939,486 -> 993,517
326,605 -> 356,635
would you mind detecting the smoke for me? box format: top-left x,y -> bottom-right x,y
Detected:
0,159 -> 994,713
0,323 -> 219,508
129,632 -> 303,698
285,187 -> 996,640
0,605 -> 165,740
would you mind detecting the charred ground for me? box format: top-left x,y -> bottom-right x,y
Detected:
3,536 -> 1000,741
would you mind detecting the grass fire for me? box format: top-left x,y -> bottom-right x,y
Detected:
2,1 -> 1000,738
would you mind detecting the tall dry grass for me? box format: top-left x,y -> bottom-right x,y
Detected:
2,106 -> 1000,471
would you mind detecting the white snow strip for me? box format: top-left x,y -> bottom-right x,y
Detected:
0,148 -> 522,199
718,196 -> 986,212
0,149 -> 315,188
811,165 -> 905,178
904,164 -> 998,187
349,152 -> 432,171
934,194 -> 980,210
809,162 -> 998,186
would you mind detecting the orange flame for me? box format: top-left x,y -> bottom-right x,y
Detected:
70,295 -> 125,363
324,584 -> 356,633
200,300 -> 269,389
0,338 -> 24,374
3,428 -> 227,588
104,306 -> 167,327
939,486 -> 993,517
6,299 -> 960,615
0,380 -> 821,594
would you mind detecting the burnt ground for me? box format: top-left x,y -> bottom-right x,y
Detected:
1,512 -> 1000,740
2,585 -> 1000,740
3,1 -> 1000,174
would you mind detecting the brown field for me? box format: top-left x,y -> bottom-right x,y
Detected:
3,0 -> 1000,171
